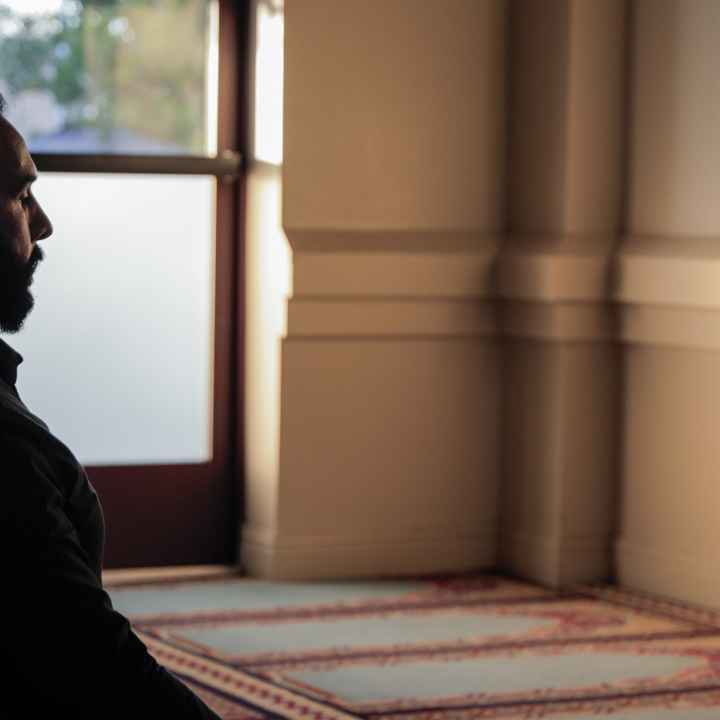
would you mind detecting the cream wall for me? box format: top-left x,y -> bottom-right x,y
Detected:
242,0 -> 291,559
243,0 -> 506,578
615,0 -> 720,607
242,0 -> 720,601
498,0 -> 625,586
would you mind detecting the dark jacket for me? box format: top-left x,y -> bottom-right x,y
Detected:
0,338 -> 221,719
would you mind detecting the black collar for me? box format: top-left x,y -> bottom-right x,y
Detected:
0,337 -> 23,387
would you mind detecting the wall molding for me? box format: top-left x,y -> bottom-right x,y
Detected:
616,235 -> 720,309
498,235 -> 618,302
285,230 -> 499,300
617,539 -> 720,610
501,531 -> 613,587
241,525 -> 497,580
498,234 -> 720,349
283,232 -> 720,347
287,299 -> 497,338
284,232 -> 623,343
501,301 -> 617,342
615,235 -> 720,349
497,234 -> 618,343
291,252 -> 497,300
285,229 -> 501,253
621,305 -> 720,350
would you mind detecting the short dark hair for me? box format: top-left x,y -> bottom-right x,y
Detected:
0,93 -> 6,115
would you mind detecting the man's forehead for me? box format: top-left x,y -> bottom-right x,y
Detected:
0,117 -> 38,186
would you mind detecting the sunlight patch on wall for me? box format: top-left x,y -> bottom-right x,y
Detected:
254,0 -> 284,165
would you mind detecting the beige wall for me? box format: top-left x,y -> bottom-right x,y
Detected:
498,0 -> 625,586
628,0 -> 720,236
242,0 -> 291,554
243,0 -> 505,578
282,0 -> 505,232
616,0 -> 720,607
242,0 -> 720,603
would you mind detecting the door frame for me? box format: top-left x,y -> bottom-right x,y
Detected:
34,0 -> 248,568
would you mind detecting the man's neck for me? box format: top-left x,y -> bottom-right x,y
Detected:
0,335 -> 23,387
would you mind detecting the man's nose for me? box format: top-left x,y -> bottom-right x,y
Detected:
33,202 -> 53,242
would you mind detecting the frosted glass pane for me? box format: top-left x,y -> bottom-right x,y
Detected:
10,174 -> 215,466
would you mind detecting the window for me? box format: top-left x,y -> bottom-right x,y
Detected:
0,0 -> 243,567
1,0 -> 219,155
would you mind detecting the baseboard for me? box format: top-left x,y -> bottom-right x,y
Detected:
103,564 -> 239,588
241,526 -> 497,580
500,531 -> 612,588
616,539 -> 720,609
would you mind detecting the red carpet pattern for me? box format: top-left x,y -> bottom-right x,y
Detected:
105,573 -> 720,719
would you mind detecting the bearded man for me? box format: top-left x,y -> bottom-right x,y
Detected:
0,94 -> 222,719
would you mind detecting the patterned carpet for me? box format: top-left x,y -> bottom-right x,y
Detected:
105,572 -> 720,719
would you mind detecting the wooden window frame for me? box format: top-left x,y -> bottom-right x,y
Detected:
33,0 -> 247,569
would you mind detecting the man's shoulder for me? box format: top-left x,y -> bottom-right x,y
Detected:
0,386 -> 92,512
0,418 -> 55,481
0,387 -> 64,496
0,380 -> 52,436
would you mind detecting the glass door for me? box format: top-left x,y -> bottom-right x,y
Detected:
0,0 -> 244,567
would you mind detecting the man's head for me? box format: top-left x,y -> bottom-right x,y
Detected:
0,93 -> 53,333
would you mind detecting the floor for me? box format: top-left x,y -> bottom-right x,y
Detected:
105,567 -> 720,719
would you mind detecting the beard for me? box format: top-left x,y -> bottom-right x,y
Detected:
0,244 -> 44,333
